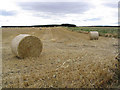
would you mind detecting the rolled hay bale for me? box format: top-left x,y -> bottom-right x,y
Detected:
89,31 -> 99,40
11,34 -> 43,58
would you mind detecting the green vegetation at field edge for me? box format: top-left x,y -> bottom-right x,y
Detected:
67,27 -> 118,38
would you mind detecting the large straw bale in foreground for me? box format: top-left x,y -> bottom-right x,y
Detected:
89,31 -> 99,40
11,34 -> 42,58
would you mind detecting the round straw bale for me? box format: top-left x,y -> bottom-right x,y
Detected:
11,34 -> 42,58
89,31 -> 99,40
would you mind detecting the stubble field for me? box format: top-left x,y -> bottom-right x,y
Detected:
2,27 -> 119,88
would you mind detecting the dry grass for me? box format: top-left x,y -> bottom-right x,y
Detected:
2,57 -> 118,88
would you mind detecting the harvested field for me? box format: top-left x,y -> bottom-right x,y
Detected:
2,27 -> 119,88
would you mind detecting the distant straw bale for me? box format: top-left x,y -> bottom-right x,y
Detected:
82,31 -> 89,34
89,31 -> 99,40
105,33 -> 113,37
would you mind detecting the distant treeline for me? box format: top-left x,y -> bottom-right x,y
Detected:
2,24 -> 76,28
2,24 -> 119,28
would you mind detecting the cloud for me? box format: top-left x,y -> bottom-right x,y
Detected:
18,2 -> 94,14
84,18 -> 101,21
0,10 -> 17,16
0,0 -> 118,26
104,2 -> 118,8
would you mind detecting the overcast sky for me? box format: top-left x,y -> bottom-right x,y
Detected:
0,0 -> 119,26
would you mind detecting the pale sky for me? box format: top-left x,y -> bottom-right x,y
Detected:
0,0 -> 119,26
